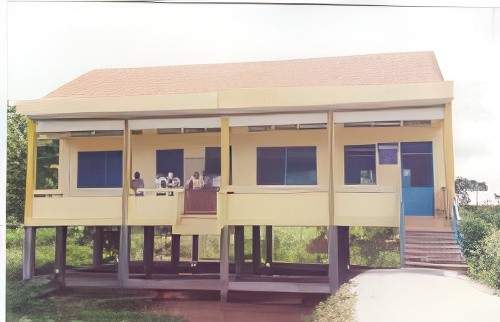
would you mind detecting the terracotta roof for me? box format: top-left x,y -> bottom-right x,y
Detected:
46,51 -> 443,98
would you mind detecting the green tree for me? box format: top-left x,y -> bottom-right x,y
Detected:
455,177 -> 488,206
7,106 -> 27,224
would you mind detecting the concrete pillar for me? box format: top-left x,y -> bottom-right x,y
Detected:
265,226 -> 273,265
171,234 -> 180,267
192,235 -> 199,262
22,227 -> 36,280
234,226 -> 245,276
219,226 -> 229,302
338,226 -> 350,283
252,226 -> 261,273
328,225 -> 340,293
118,226 -> 129,286
54,226 -> 67,284
143,226 -> 154,278
92,226 -> 104,268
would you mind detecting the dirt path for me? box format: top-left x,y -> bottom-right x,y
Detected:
152,300 -> 314,322
352,268 -> 500,322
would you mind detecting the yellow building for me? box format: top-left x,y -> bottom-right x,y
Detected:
16,51 -> 459,298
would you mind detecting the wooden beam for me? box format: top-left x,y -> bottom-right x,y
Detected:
24,119 -> 37,224
54,226 -> 67,284
252,226 -> 261,273
192,235 -> 199,262
219,226 -> 229,302
118,120 -> 131,286
143,226 -> 154,278
22,227 -> 36,280
265,226 -> 273,265
92,227 -> 103,268
171,234 -> 180,267
228,281 -> 330,294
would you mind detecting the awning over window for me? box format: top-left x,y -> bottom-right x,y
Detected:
229,113 -> 327,127
333,106 -> 444,123
129,117 -> 220,130
36,120 -> 125,133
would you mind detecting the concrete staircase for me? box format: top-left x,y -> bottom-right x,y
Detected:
404,230 -> 467,272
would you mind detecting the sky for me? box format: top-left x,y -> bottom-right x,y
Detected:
6,2 -> 500,201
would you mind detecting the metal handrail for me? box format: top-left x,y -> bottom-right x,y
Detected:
400,198 -> 405,268
451,197 -> 463,252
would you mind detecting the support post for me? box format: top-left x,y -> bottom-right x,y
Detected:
143,226 -> 154,278
443,102 -> 455,215
22,227 -> 36,280
118,120 -> 131,286
171,234 -> 180,267
234,226 -> 245,276
327,111 -> 339,292
219,117 -> 230,302
24,119 -> 36,225
265,226 -> 273,265
220,226 -> 229,302
93,226 -> 103,268
192,235 -> 199,262
252,226 -> 261,273
338,226 -> 350,283
54,226 -> 67,284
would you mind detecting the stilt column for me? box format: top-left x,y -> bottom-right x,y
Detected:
55,226 -> 67,284
22,227 -> 36,280
143,226 -> 154,278
252,226 -> 261,273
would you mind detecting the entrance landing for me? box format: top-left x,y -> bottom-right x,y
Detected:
405,216 -> 452,232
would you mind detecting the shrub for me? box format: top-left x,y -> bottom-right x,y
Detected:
470,230 -> 500,289
309,283 -> 357,322
459,214 -> 491,258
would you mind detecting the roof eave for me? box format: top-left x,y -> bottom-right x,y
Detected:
15,81 -> 453,120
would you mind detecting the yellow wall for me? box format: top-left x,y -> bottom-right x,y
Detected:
30,121 -> 447,228
230,127 -> 329,186
334,122 -> 447,216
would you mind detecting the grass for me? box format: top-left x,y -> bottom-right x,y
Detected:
6,227 -> 184,322
308,283 -> 357,322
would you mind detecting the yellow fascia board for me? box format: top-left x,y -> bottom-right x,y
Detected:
218,82 -> 453,110
15,92 -> 219,119
14,82 -> 452,119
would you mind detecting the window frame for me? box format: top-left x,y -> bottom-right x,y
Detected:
77,150 -> 123,189
344,144 -> 377,185
256,146 -> 317,186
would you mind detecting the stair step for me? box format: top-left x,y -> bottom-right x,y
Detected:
405,249 -> 462,255
405,256 -> 465,264
405,261 -> 468,270
405,240 -> 457,245
405,231 -> 455,237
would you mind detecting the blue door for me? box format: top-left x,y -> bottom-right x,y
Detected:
401,142 -> 434,216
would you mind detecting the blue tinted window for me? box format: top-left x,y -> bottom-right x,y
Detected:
77,151 -> 122,188
156,149 -> 184,183
378,143 -> 398,165
345,145 -> 376,185
257,147 -> 317,185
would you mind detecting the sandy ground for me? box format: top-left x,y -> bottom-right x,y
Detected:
352,268 -> 500,322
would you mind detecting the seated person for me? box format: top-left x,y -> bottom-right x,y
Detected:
166,172 -> 181,188
155,174 -> 168,189
186,171 -> 204,190
131,171 -> 144,196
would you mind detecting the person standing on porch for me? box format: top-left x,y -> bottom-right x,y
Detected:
131,171 -> 144,196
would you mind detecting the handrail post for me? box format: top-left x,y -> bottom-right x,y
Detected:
400,199 -> 405,268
